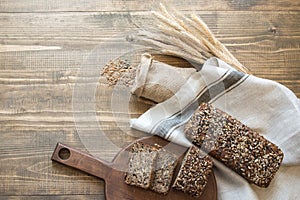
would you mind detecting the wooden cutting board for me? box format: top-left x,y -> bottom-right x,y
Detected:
51,136 -> 217,200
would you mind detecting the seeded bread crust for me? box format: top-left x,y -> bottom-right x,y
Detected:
151,148 -> 178,194
124,142 -> 158,189
172,145 -> 213,197
185,103 -> 284,187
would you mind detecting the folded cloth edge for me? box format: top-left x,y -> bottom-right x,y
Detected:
130,53 -> 153,97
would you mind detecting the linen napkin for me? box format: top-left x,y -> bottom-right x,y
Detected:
130,57 -> 300,200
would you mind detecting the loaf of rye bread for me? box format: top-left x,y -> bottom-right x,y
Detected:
172,145 -> 213,197
151,148 -> 178,194
124,142 -> 178,194
185,103 -> 284,187
124,142 -> 158,189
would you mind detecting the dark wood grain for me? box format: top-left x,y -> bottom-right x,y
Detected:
51,136 -> 217,200
0,11 -> 299,95
0,0 -> 299,12
0,195 -> 104,199
0,0 -> 299,199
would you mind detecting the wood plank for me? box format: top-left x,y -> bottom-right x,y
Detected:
0,195 -> 104,200
0,11 -> 299,48
0,11 -> 299,96
0,128 -> 105,196
0,0 -> 299,12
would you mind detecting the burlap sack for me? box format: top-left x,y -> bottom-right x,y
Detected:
131,53 -> 196,103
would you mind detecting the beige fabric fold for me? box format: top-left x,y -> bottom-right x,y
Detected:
131,53 -> 196,103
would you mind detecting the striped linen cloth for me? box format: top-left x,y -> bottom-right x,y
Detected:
130,57 -> 300,200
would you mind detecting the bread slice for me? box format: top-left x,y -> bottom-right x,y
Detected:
124,142 -> 158,189
185,103 -> 284,187
151,148 -> 178,194
172,145 -> 213,197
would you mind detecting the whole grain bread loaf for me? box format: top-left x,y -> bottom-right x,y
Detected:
124,142 -> 178,194
172,145 -> 213,197
185,103 -> 284,187
124,142 -> 158,189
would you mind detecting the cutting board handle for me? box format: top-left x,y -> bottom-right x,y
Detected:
51,143 -> 112,180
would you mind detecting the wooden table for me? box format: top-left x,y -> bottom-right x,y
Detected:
0,0 -> 299,199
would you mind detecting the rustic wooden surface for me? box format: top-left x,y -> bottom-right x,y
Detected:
0,0 -> 299,199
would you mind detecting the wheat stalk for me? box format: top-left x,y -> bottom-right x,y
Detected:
130,3 -> 249,73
